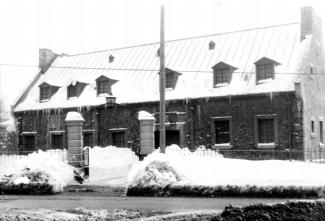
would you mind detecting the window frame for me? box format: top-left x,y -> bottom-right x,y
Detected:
256,63 -> 275,82
40,86 -> 51,101
50,131 -> 65,150
97,79 -> 110,95
67,84 -> 77,98
213,67 -> 230,86
255,114 -> 277,148
165,73 -> 175,89
211,116 -> 232,149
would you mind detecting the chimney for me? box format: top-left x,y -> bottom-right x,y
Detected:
300,6 -> 323,42
39,48 -> 58,74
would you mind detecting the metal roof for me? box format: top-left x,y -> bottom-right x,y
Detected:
14,22 -> 309,112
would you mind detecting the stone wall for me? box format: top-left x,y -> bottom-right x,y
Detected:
14,91 -> 303,160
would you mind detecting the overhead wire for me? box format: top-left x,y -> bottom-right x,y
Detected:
0,63 -> 323,75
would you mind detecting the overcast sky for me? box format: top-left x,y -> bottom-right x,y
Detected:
0,0 -> 323,110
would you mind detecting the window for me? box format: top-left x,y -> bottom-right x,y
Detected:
96,75 -> 118,96
211,116 -> 232,149
97,79 -> 109,94
258,118 -> 275,143
214,68 -> 230,85
311,120 -> 315,133
51,134 -> 63,149
256,63 -> 274,81
112,131 -> 125,147
214,120 -> 230,144
68,85 -> 77,98
254,57 -> 280,83
320,121 -> 324,144
212,62 -> 237,87
40,87 -> 50,101
158,68 -> 181,89
166,73 -> 174,89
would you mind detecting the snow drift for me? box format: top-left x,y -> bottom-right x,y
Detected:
0,150 -> 74,193
87,146 -> 139,186
128,145 -> 325,197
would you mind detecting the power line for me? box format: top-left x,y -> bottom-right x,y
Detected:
0,63 -> 323,75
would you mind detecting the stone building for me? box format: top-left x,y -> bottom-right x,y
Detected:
12,7 -> 325,160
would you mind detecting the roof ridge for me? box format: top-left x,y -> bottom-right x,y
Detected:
68,22 -> 299,57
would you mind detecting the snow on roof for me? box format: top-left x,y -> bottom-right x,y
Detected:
15,23 -> 307,112
65,111 -> 85,121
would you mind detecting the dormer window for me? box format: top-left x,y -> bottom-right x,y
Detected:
158,68 -> 181,90
98,79 -> 109,94
212,62 -> 237,87
40,86 -> 50,101
255,57 -> 281,83
39,82 -> 59,102
67,81 -> 87,99
96,75 -> 118,96
67,85 -> 77,98
166,72 -> 174,89
209,41 -> 215,50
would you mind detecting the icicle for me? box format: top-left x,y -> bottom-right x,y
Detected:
268,92 -> 274,101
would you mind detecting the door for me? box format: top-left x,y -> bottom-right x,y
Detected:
83,133 -> 93,147
154,130 -> 180,148
23,135 -> 35,152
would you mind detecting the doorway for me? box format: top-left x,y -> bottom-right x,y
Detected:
154,130 -> 180,149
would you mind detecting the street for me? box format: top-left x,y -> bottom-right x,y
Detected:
0,193 -> 302,212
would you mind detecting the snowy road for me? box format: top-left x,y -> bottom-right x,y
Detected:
0,194 -> 300,212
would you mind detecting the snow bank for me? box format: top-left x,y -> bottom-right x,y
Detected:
128,145 -> 325,189
87,146 -> 139,186
0,150 -> 74,192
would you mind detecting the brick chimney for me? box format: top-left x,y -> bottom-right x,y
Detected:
300,6 -> 323,42
39,48 -> 58,74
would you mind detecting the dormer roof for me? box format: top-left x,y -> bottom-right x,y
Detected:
254,57 -> 281,66
212,61 -> 238,70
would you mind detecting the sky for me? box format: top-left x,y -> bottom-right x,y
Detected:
0,0 -> 324,111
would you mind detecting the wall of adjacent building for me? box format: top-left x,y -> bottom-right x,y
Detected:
298,7 -> 325,161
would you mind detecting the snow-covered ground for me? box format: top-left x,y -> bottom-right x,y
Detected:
0,146 -> 140,191
128,145 -> 325,188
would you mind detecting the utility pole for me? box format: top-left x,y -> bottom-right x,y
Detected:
159,5 -> 166,153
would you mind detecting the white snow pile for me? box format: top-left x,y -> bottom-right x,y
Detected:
128,145 -> 325,188
0,150 -> 74,193
138,111 -> 155,120
128,154 -> 184,187
65,111 -> 85,121
86,146 -> 139,186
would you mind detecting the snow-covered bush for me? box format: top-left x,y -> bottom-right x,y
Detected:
0,150 -> 74,193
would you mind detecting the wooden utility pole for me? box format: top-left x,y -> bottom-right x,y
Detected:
159,5 -> 166,153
